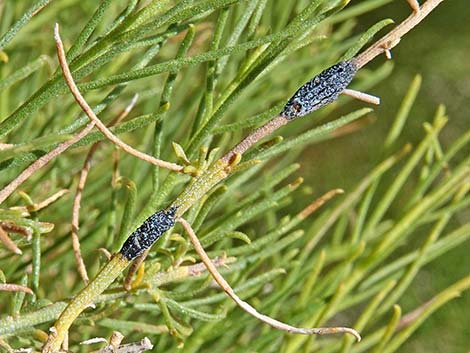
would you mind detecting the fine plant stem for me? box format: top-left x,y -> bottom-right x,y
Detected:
178,217 -> 361,341
0,121 -> 96,205
354,0 -> 445,68
71,95 -> 139,285
0,283 -> 34,295
0,225 -> 22,254
54,24 -> 184,174
342,89 -> 380,105
41,254 -> 130,353
221,115 -> 289,163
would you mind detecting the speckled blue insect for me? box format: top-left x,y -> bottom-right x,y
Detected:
281,60 -> 357,119
120,207 -> 177,260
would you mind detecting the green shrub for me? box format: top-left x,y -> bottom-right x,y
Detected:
0,1 -> 467,352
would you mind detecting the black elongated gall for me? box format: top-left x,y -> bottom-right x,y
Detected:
120,207 -> 177,260
281,60 -> 357,120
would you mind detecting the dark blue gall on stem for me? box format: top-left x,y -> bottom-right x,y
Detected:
120,207 -> 177,260
281,60 -> 357,120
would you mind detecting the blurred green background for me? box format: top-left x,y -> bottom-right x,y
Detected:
302,1 -> 469,351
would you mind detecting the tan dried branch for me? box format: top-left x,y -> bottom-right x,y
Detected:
31,189 -> 69,211
178,217 -> 361,341
10,189 -> 70,216
0,122 -> 95,205
0,226 -> 22,254
0,143 -> 14,150
354,0 -> 445,69
342,89 -> 380,105
54,24 -> 184,173
221,115 -> 288,163
299,189 -> 345,220
406,0 -> 421,13
72,95 -> 139,285
397,297 -> 433,330
0,283 -> 34,295
71,146 -> 94,285
151,255 -> 235,286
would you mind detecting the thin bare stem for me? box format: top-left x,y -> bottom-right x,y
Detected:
0,226 -> 22,254
299,189 -> 344,220
54,24 -> 184,173
0,283 -> 34,295
71,150 -> 93,285
0,121 -> 96,205
71,95 -> 139,285
178,217 -> 361,341
33,189 -> 70,211
151,255 -> 236,286
342,89 -> 380,105
114,94 -> 139,124
221,115 -> 288,163
62,332 -> 68,352
354,0 -> 445,69
406,0 -> 421,12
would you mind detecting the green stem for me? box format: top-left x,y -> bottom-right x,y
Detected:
42,254 -> 129,353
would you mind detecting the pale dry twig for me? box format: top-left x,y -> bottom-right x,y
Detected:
354,0 -> 444,68
0,283 -> 34,295
178,217 -> 361,341
0,122 -> 95,205
71,95 -> 139,285
0,226 -> 22,254
54,24 -> 184,173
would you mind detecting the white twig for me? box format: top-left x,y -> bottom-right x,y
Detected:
342,89 -> 380,105
178,217 -> 361,341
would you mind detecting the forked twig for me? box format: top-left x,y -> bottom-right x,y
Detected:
0,122 -> 96,205
354,0 -> 444,69
178,217 -> 361,341
71,145 -> 95,285
9,189 -> 70,213
54,24 -> 184,173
